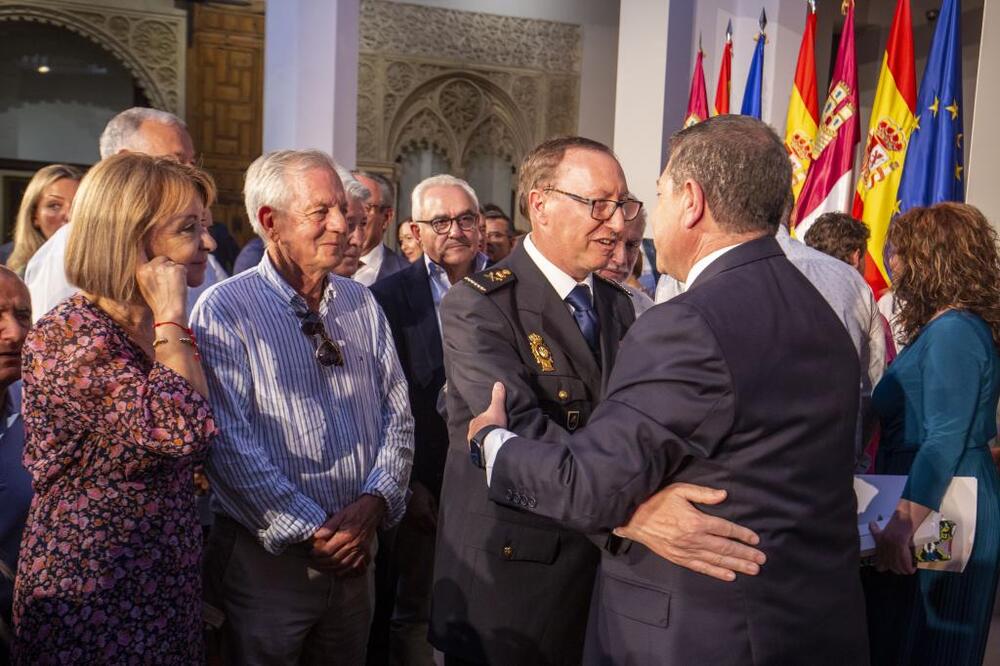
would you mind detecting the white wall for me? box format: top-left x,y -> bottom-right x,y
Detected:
967,0 -> 1000,232
384,0 -> 620,145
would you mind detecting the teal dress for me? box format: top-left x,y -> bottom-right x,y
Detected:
865,310 -> 1000,665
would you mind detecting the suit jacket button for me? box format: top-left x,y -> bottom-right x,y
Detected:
505,489 -> 513,501
528,497 -> 537,508
502,544 -> 514,560
557,389 -> 570,401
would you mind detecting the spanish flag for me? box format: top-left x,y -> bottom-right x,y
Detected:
713,21 -> 733,116
684,44 -> 709,128
853,0 -> 916,295
784,2 -> 819,203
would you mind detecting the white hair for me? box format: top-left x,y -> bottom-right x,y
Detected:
243,149 -> 342,237
336,166 -> 371,204
411,174 -> 480,221
98,107 -> 188,159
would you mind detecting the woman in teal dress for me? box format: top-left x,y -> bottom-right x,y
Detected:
865,202 -> 1000,665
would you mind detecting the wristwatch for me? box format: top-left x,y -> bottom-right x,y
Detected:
470,425 -> 501,469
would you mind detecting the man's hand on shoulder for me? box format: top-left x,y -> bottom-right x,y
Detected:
614,483 -> 766,582
309,494 -> 385,576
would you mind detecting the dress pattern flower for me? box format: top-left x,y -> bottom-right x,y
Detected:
12,294 -> 216,665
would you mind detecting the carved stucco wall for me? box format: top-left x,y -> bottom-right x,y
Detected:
357,0 -> 582,175
0,0 -> 186,116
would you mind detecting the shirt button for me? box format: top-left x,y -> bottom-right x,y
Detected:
502,544 -> 514,560
557,389 -> 570,401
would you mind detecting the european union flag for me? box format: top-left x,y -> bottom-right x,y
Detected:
897,0 -> 964,211
740,11 -> 766,120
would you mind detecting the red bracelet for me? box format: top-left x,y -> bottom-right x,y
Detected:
155,321 -> 195,338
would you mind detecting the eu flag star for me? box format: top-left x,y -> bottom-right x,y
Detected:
955,163 -> 963,181
945,100 -> 960,120
928,96 -> 940,116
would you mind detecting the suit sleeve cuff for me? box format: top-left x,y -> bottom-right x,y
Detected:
484,428 -> 517,486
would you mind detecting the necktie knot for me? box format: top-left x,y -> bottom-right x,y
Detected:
565,284 -> 600,358
565,284 -> 594,313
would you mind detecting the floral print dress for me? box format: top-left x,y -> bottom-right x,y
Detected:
12,294 -> 216,665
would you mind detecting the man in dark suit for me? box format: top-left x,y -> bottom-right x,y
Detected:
430,137 -> 765,666
468,116 -> 869,665
370,175 -> 488,665
354,171 -> 410,285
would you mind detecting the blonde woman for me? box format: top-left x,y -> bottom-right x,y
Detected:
5,165 -> 82,275
12,153 -> 218,664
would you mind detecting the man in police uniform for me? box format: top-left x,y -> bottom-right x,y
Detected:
427,137 -> 637,665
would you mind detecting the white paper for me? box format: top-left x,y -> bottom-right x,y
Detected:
854,475 -> 977,572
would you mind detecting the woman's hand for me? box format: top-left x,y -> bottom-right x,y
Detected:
136,252 -> 188,324
871,515 -> 917,575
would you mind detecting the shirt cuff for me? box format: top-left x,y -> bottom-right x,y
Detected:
258,497 -> 328,555
484,428 -> 517,486
363,467 -> 409,528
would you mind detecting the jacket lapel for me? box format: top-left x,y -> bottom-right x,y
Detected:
593,278 -> 630,395
508,246 -> 603,397
402,259 -> 443,381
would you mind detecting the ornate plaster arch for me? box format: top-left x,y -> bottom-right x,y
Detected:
388,72 -> 531,174
0,1 -> 186,115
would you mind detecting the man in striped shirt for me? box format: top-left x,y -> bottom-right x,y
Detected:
192,150 -> 414,664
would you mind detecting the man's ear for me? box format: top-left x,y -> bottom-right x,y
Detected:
526,189 -> 547,228
682,180 -> 706,230
411,222 -> 426,246
258,206 -> 278,241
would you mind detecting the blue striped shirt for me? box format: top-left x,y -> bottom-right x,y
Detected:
191,252 -> 414,554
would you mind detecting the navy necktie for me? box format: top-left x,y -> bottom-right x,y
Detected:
565,284 -> 601,357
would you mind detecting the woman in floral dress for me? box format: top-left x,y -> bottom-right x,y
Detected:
13,153 -> 218,664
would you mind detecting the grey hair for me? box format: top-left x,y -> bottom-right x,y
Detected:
353,171 -> 395,206
243,149 -> 341,237
336,167 -> 371,204
665,115 -> 791,234
411,174 -> 480,221
98,107 -> 188,159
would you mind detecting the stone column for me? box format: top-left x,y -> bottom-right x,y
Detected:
262,0 -> 359,167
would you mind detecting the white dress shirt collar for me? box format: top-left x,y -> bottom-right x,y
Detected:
522,233 -> 594,302
683,243 -> 744,292
360,243 -> 385,273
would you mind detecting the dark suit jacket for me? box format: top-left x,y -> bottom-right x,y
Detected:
489,237 -> 869,665
370,259 -> 449,498
375,244 -> 411,283
430,243 -> 635,665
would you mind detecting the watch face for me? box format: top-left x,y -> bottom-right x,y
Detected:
470,441 -> 485,469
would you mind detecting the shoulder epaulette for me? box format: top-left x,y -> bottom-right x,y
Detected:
462,267 -> 517,294
594,273 -> 632,296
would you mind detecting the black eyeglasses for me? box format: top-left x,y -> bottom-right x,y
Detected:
544,187 -> 643,222
298,311 -> 344,367
415,211 -> 478,235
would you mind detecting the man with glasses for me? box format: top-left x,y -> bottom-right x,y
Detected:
191,150 -> 414,664
369,175 -> 488,666
427,137 -> 641,666
352,171 -> 410,286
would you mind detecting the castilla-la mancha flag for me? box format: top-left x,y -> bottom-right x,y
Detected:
792,1 -> 859,239
852,0 -> 916,294
784,2 -> 819,203
684,47 -> 710,127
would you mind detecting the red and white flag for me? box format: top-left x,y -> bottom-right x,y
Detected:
792,1 -> 860,238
